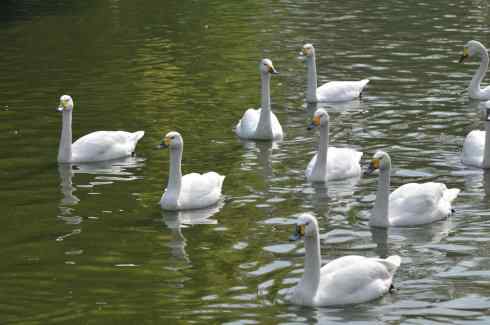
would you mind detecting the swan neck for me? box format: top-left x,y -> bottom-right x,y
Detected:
167,146 -> 183,195
260,73 -> 271,111
483,122 -> 490,168
470,49 -> 489,97
298,232 -> 321,304
256,73 -> 273,139
370,167 -> 391,227
313,124 -> 329,178
58,109 -> 72,163
306,55 -> 318,102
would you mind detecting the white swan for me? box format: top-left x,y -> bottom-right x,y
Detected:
305,108 -> 362,181
288,214 -> 401,307
159,131 -> 225,210
235,59 -> 283,140
301,44 -> 370,103
365,151 -> 460,227
459,40 -> 490,100
57,95 -> 144,163
462,102 -> 490,168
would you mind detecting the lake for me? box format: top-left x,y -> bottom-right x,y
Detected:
1,0 -> 490,323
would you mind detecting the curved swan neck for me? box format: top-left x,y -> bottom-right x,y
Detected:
483,121 -> 490,168
167,146 -> 183,195
370,166 -> 391,227
256,73 -> 273,139
58,109 -> 73,163
470,48 -> 489,98
306,55 -> 318,102
297,230 -> 321,304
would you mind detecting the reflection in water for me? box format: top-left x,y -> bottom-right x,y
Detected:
57,164 -> 80,225
58,164 -> 79,206
162,202 -> 223,262
57,156 -> 145,224
72,156 -> 145,181
239,140 -> 275,180
462,169 -> 490,197
370,227 -> 389,258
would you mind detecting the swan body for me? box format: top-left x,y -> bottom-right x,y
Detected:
305,108 -> 362,181
57,95 -> 144,163
301,44 -> 369,103
462,103 -> 490,168
159,131 -> 225,210
235,59 -> 283,140
288,214 -> 401,307
366,151 -> 460,227
459,40 -> 490,100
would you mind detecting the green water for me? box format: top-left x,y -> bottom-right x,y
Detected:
1,0 -> 490,323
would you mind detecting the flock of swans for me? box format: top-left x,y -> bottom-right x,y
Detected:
56,40 -> 490,307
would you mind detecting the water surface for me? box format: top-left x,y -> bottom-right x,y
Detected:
1,0 -> 490,323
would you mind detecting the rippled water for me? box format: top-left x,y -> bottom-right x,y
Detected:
1,0 -> 490,323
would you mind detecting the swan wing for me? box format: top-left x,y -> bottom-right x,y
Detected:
179,172 -> 225,209
389,182 -> 459,226
462,130 -> 484,167
326,147 -> 363,180
270,111 -> 284,140
317,79 -> 369,102
235,108 -> 259,139
315,255 -> 399,306
72,130 -> 144,162
305,153 -> 317,179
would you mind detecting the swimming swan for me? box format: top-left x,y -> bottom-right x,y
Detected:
305,108 -> 362,182
462,102 -> 490,168
57,95 -> 144,163
365,151 -> 460,227
235,59 -> 283,140
459,40 -> 490,100
300,44 -> 369,103
159,131 -> 225,210
288,214 -> 401,307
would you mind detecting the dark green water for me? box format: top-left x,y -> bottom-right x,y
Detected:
1,0 -> 490,323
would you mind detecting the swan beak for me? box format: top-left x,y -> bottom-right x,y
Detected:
364,159 -> 380,176
57,106 -> 64,112
459,48 -> 469,63
158,137 -> 171,149
307,116 -> 321,130
268,65 -> 279,75
289,224 -> 305,241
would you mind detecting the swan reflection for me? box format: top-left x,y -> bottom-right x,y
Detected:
162,201 -> 223,262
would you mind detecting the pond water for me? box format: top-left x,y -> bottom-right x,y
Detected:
1,0 -> 490,323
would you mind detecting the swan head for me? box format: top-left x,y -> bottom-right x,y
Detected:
307,108 -> 329,130
289,214 -> 319,241
260,58 -> 278,75
301,44 -> 315,58
459,40 -> 486,63
159,131 -> 183,150
57,95 -> 74,112
365,150 -> 391,175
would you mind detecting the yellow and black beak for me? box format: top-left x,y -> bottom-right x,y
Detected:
364,158 -> 380,176
307,115 -> 321,130
289,224 -> 306,241
459,48 -> 469,63
268,64 -> 279,75
158,137 -> 171,149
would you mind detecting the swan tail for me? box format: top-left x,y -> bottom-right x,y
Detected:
379,255 -> 401,275
132,131 -> 145,142
443,188 -> 460,204
360,79 -> 370,88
